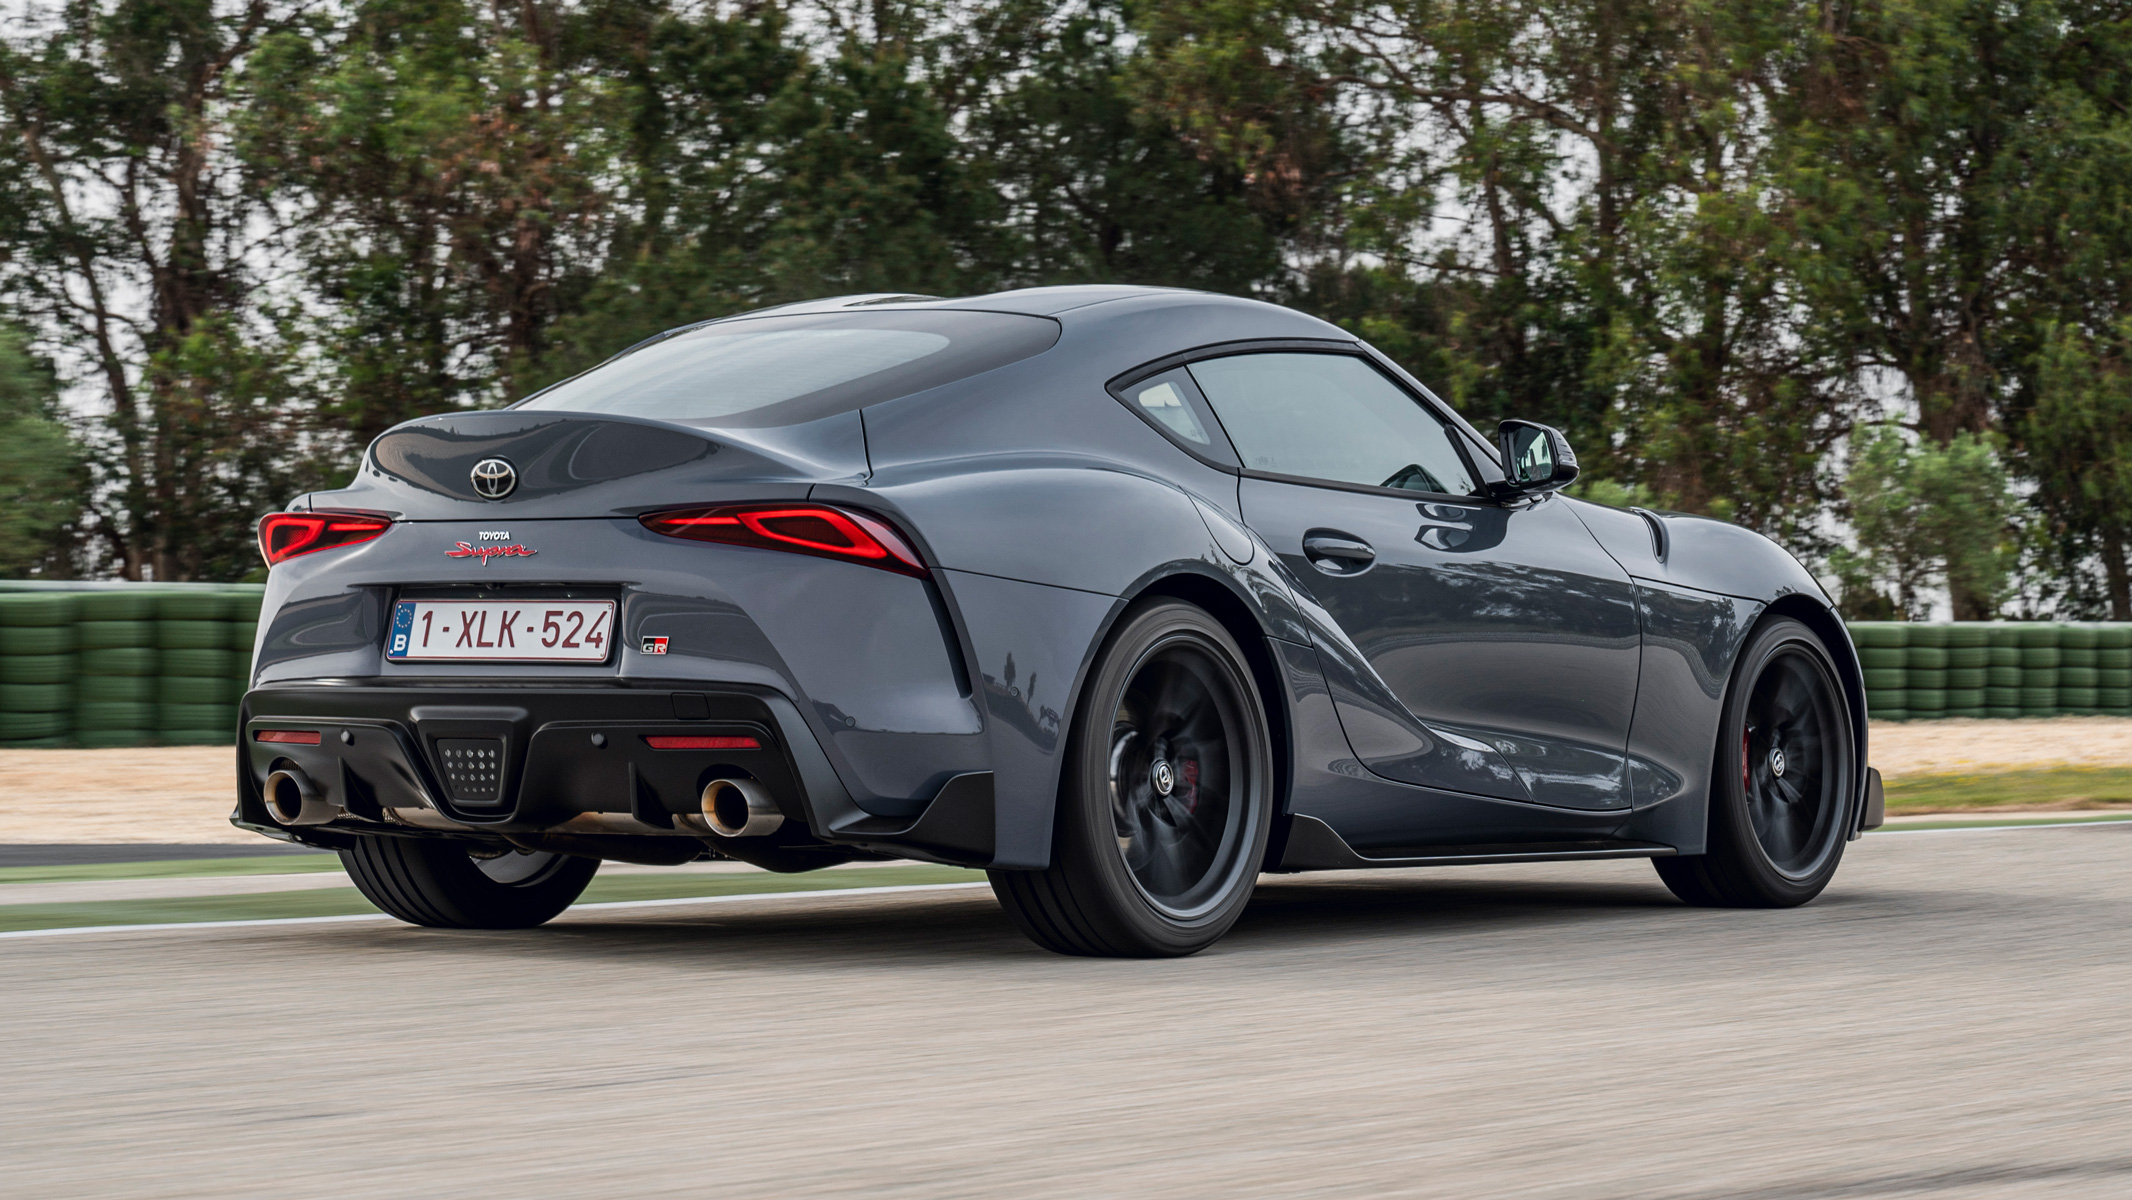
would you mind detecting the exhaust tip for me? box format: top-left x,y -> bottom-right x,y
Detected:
701,777 -> 783,838
264,767 -> 337,826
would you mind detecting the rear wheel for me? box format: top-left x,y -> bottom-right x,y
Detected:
989,600 -> 1273,957
1655,617 -> 1857,908
341,836 -> 599,929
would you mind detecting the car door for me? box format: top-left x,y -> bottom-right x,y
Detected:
1182,349 -> 1642,812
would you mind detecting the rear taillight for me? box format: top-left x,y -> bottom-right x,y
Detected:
639,504 -> 927,577
257,511 -> 393,567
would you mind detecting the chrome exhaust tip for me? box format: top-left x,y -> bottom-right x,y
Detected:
264,767 -> 337,826
700,777 -> 783,838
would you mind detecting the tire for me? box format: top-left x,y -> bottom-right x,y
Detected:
78,675 -> 154,703
0,594 -> 76,625
77,621 -> 154,650
340,835 -> 600,929
158,702 -> 234,730
988,600 -> 1273,957
80,647 -> 158,676
158,676 -> 234,705
0,654 -> 72,685
78,591 -> 158,621
0,682 -> 71,712
1655,617 -> 1857,908
162,648 -> 234,677
77,700 -> 154,728
0,711 -> 67,740
157,620 -> 223,650
157,592 -> 230,620
0,626 -> 73,655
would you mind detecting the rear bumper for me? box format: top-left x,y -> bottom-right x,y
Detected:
234,682 -> 997,867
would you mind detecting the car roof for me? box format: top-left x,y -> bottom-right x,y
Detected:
691,285 -> 1340,331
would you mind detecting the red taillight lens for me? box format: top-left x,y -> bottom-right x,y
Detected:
642,735 -> 762,750
258,511 -> 393,567
639,504 -> 927,577
254,729 -> 323,745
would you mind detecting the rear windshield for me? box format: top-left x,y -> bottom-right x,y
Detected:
516,309 -> 1061,427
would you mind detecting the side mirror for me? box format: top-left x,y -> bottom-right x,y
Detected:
1496,420 -> 1579,496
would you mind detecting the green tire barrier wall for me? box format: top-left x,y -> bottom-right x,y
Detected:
0,585 -> 263,749
1849,621 -> 2132,721
5,589 -> 2129,744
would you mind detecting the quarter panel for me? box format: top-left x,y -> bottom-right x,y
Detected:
936,568 -> 1120,869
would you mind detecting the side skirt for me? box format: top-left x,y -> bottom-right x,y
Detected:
1277,814 -> 1676,872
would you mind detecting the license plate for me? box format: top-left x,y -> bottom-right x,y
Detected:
386,600 -> 615,663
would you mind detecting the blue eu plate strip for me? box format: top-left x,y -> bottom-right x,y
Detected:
386,600 -> 416,659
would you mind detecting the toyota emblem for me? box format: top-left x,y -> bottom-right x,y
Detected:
470,458 -> 517,500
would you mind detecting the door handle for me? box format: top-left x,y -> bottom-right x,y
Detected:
1302,533 -> 1376,574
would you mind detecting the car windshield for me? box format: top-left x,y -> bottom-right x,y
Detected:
518,309 -> 1061,427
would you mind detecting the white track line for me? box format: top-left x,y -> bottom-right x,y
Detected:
1870,818 -> 2132,835
0,881 -> 991,941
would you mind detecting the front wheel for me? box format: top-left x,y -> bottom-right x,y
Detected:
341,836 -> 599,929
990,600 -> 1274,956
1655,617 -> 1857,908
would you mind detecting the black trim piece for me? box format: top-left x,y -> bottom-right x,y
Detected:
1240,467 -> 1496,506
830,771 -> 996,867
1279,814 -> 1673,871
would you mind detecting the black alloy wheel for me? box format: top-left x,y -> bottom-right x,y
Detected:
1655,616 -> 1857,907
341,835 -> 600,929
990,599 -> 1273,956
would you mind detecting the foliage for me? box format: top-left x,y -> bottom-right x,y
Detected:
0,326 -> 83,576
1836,425 -> 2020,620
0,0 -> 2130,599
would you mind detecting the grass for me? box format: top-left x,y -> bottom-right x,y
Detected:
0,862 -> 983,934
1883,766 -> 2132,814
0,853 -> 341,886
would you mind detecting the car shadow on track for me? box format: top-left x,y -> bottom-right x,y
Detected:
321,867 -> 1693,966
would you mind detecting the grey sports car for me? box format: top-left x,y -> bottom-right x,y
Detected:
238,285 -> 1883,956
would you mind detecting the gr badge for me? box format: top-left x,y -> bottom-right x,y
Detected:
641,635 -> 669,655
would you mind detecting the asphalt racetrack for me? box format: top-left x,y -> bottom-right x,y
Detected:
5,824 -> 2130,1198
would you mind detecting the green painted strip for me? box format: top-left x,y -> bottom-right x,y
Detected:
0,855 -> 342,886
0,863 -> 981,934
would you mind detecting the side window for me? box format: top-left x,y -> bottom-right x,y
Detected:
1186,353 -> 1480,496
1111,366 -> 1238,467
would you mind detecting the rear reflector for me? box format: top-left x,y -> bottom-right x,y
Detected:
643,735 -> 761,751
255,730 -> 323,745
638,504 -> 927,577
258,510 -> 393,566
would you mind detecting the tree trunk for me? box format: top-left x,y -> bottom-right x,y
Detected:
2104,527 -> 2131,621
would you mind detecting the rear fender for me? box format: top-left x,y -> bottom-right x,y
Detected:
834,467 -> 1319,869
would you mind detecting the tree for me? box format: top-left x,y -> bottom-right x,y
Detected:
0,0 -> 309,579
0,324 -> 83,577
1837,424 -> 2019,619
2026,322 -> 2132,617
